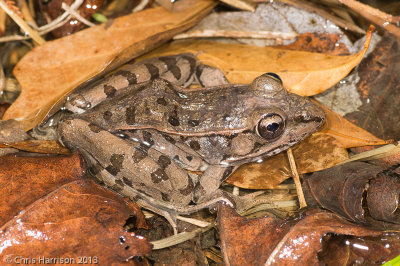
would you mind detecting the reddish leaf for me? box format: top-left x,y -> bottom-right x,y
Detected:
218,204 -> 389,265
0,154 -> 152,262
0,153 -> 84,224
319,234 -> 400,265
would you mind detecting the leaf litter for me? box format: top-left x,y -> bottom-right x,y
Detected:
0,0 -> 399,264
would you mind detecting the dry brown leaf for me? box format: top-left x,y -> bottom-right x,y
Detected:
3,0 -> 216,131
318,102 -> 387,148
0,139 -> 71,154
226,132 -> 348,189
0,154 -> 152,262
139,25 -> 374,96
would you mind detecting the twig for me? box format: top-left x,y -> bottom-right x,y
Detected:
174,29 -> 298,40
132,0 -> 149,12
269,0 -> 366,34
0,0 -> 44,44
337,0 -> 400,37
287,148 -> 307,209
38,0 -> 84,32
61,2 -> 96,27
0,0 -> 88,43
219,0 -> 255,11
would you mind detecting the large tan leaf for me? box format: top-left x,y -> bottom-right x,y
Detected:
3,0 -> 216,130
139,25 -> 374,96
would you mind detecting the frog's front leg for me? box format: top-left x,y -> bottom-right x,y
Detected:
58,118 -> 195,209
193,165 -> 238,205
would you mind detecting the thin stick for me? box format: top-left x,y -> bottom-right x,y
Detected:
219,0 -> 255,11
61,2 -> 96,27
174,29 -> 298,40
0,0 -> 44,44
287,148 -> 307,209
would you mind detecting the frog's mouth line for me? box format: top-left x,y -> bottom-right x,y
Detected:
294,115 -> 324,124
220,142 -> 292,166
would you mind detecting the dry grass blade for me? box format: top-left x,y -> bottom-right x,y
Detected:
151,226 -> 213,249
339,141 -> 400,164
287,148 -> 306,209
0,0 -> 44,44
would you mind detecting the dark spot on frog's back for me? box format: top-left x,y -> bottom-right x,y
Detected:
188,120 -> 200,127
115,70 -> 137,85
157,97 -> 167,106
142,131 -> 154,147
151,168 -> 169,183
103,111 -> 112,120
189,140 -> 201,151
163,134 -> 176,144
88,123 -> 102,133
144,63 -> 160,79
105,154 -> 125,176
104,85 -> 117,98
158,155 -> 171,169
168,110 -> 180,127
115,179 -> 124,187
179,176 -> 194,196
123,176 -> 132,187
161,192 -> 171,202
126,106 -> 136,125
132,147 -> 147,163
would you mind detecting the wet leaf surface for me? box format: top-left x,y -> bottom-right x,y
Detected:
303,162 -> 400,228
218,204 -> 394,265
140,26 -> 374,96
318,233 -> 400,265
3,0 -> 216,130
0,154 -> 151,263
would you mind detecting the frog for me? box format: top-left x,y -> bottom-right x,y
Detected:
56,53 -> 325,226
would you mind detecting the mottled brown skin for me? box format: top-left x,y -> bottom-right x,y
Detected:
58,54 -> 325,213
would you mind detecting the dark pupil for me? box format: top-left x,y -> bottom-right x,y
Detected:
267,123 -> 279,132
265,72 -> 282,83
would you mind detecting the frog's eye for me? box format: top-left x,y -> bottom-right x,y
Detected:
263,72 -> 282,83
256,114 -> 285,140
